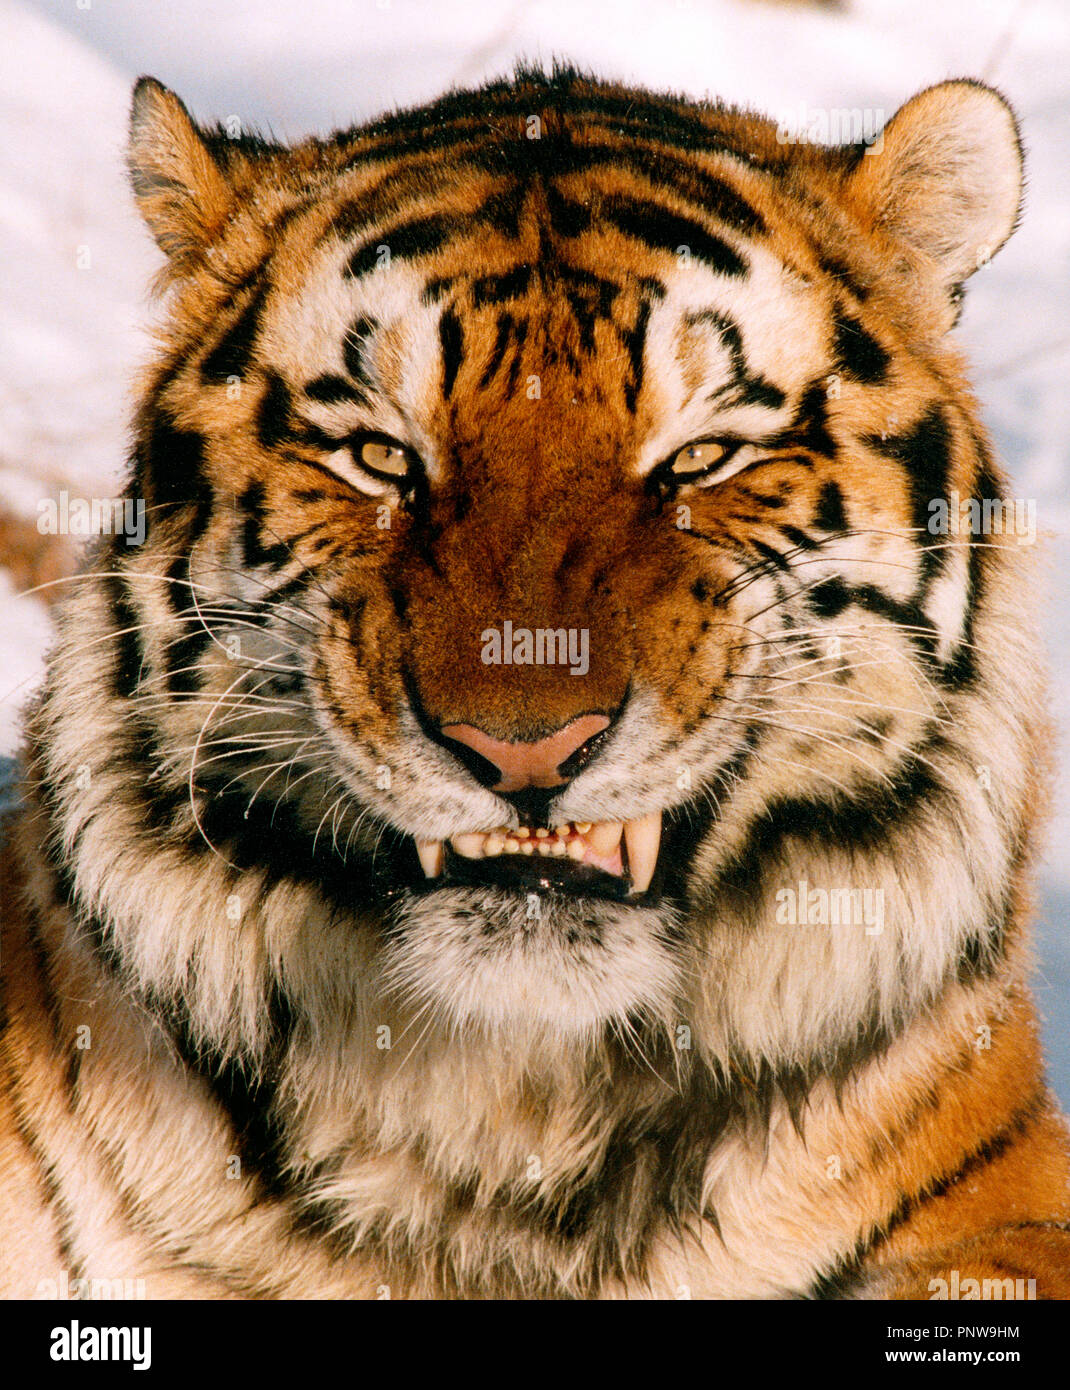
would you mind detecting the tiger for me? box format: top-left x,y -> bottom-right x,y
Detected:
1,65 -> 1068,1302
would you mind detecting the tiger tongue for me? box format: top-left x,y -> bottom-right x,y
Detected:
577,815 -> 662,892
581,839 -> 624,877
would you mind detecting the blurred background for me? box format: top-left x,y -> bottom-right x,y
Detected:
1,0 -> 1067,1098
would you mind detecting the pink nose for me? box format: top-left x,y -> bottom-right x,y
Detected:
440,714 -> 610,792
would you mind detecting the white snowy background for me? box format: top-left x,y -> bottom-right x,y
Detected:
1,0 -> 1068,1099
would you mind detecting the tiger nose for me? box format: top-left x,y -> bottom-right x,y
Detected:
438,714 -> 611,793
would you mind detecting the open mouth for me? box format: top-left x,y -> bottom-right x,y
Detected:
414,814 -> 663,901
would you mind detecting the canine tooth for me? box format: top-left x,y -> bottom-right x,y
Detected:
567,839 -> 586,861
587,821 -> 624,855
484,835 -> 505,856
519,840 -> 534,855
574,822 -> 592,834
504,837 -> 520,853
451,833 -> 486,859
624,812 -> 662,894
550,839 -> 567,857
416,840 -> 444,878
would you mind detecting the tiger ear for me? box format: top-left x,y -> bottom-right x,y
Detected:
127,77 -> 234,275
847,80 -> 1023,299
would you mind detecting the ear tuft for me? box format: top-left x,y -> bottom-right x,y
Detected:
848,80 -> 1023,294
127,77 -> 233,275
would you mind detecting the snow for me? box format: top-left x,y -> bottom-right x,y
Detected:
2,0 -> 1068,1096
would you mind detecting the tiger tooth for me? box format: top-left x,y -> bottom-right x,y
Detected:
623,812 -> 662,894
416,840 -> 444,878
451,833 -> 486,859
587,821 -> 624,855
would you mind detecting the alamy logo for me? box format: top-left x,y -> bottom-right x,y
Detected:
37,490 -> 146,546
49,1320 -> 151,1370
927,490 -> 1036,546
36,1272 -> 145,1301
481,620 -> 589,676
929,1271 -> 1036,1300
775,103 -> 885,154
775,878 -> 884,935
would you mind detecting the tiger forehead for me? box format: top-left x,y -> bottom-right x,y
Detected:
206,93 -> 885,478
271,159 -> 828,403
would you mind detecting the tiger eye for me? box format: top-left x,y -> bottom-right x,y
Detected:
670,441 -> 726,476
360,439 -> 410,477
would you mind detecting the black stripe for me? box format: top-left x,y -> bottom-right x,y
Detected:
34,773 -> 408,1206
422,275 -> 456,304
940,431 -> 1001,690
602,196 -> 747,278
304,373 -> 366,405
0,864 -> 86,1277
575,144 -> 766,236
810,1086 -> 1048,1298
201,282 -> 268,382
106,570 -> 146,699
256,372 -> 295,450
160,473 -> 215,694
546,184 -> 591,237
134,412 -> 208,521
438,306 -> 464,399
164,626 -> 211,696
806,576 -> 849,618
814,480 -> 848,533
833,309 -> 889,384
560,265 -> 619,356
471,265 -> 532,307
345,213 -> 457,278
342,315 -> 378,387
715,747 -> 944,899
503,316 -> 528,396
621,299 -> 651,413
863,405 -> 953,593
55,868 -> 298,1204
818,253 -> 870,301
479,311 -> 516,389
778,524 -> 817,552
751,538 -> 790,572
0,1079 -> 86,1281
689,309 -> 786,413
340,68 -> 782,174
238,480 -> 291,570
804,577 -> 936,651
770,383 -> 837,457
156,984 -> 296,1200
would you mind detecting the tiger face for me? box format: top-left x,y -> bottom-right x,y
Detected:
112,70 -> 1024,1055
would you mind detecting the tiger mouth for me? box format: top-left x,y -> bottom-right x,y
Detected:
413,814 -> 663,901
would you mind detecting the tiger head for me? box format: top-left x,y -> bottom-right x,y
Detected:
52,70 -> 1032,1074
